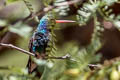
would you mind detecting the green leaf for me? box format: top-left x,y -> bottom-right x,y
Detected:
8,21 -> 32,38
0,19 -> 7,27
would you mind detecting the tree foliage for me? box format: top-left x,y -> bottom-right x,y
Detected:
0,0 -> 120,80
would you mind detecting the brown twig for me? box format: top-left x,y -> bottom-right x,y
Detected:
88,64 -> 102,69
0,66 -> 10,70
0,43 -> 35,57
0,43 -> 71,60
47,54 -> 71,59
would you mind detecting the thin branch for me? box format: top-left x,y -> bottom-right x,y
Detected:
25,0 -> 82,21
47,54 -> 71,59
0,43 -> 70,60
0,66 -> 9,70
0,43 -> 35,57
88,64 -> 102,68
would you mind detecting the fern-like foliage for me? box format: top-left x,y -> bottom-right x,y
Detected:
54,0 -> 70,16
77,0 -> 100,26
44,12 -> 58,57
1,0 -> 120,80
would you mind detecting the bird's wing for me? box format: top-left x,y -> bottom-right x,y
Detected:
27,32 -> 47,77
27,37 -> 37,73
28,37 -> 33,52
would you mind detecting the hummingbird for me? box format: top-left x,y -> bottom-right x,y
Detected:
27,14 -> 76,77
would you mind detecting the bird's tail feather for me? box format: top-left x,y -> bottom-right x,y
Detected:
27,53 -> 46,77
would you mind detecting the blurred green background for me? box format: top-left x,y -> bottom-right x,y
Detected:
1,0 -> 120,76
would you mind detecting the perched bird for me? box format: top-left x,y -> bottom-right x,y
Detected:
27,14 -> 75,77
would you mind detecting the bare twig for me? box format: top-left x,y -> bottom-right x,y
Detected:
0,66 -> 9,70
88,64 -> 102,68
0,43 -> 35,57
47,54 -> 71,59
0,43 -> 71,60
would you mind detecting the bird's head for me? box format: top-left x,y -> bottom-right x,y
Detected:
37,14 -> 76,33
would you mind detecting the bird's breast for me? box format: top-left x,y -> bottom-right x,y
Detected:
32,32 -> 49,53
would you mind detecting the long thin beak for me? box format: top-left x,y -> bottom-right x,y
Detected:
55,20 -> 76,23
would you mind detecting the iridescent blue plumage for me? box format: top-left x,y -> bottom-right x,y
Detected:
29,16 -> 50,54
37,16 -> 49,34
28,15 -> 50,74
